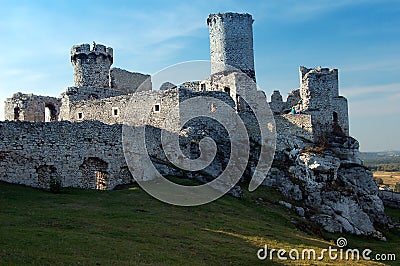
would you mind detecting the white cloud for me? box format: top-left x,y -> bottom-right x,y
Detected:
342,83 -> 400,98
342,59 -> 400,73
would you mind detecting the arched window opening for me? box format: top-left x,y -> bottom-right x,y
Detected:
45,103 -> 57,122
333,112 -> 338,124
14,107 -> 21,120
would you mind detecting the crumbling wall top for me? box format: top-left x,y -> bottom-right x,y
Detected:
207,12 -> 253,25
71,43 -> 113,63
300,66 -> 338,80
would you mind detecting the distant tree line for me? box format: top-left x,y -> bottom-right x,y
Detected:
366,163 -> 400,172
361,156 -> 400,165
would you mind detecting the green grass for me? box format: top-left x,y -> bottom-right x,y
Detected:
0,181 -> 399,265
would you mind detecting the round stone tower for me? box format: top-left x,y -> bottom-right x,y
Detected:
70,43 -> 113,88
207,13 -> 256,81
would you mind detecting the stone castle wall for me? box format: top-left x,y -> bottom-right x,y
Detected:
65,89 -> 180,128
299,67 -> 349,137
59,87 -> 127,121
269,89 -> 301,115
208,13 -> 255,81
64,88 -> 235,130
0,89 -> 236,191
332,96 -> 349,135
0,121 -> 131,190
300,66 -> 338,111
71,43 -> 113,88
4,93 -> 61,122
110,68 -> 152,93
275,114 -> 314,142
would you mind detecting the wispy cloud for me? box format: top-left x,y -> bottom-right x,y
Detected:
342,59 -> 400,73
343,83 -> 400,98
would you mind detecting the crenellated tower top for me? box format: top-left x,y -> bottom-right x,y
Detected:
70,43 -> 113,88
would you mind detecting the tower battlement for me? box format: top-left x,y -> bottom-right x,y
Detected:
70,43 -> 113,88
207,12 -> 253,26
300,66 -> 338,82
71,43 -> 113,63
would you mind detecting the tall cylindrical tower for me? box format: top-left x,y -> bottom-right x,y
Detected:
207,13 -> 255,81
71,43 -> 113,88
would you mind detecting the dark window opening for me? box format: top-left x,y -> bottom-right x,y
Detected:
333,112 -> 338,123
78,112 -> 83,120
14,107 -> 20,120
201,84 -> 206,91
154,104 -> 160,112
224,87 -> 230,94
113,108 -> 119,116
45,103 -> 57,122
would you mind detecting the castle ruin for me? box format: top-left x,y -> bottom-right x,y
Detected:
1,12 -> 349,190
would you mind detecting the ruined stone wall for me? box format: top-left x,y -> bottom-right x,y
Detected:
269,89 -> 301,115
71,43 -> 113,88
63,86 -> 127,102
0,121 -> 132,190
269,90 -> 285,115
4,93 -> 61,122
300,66 -> 339,112
178,88 -> 235,109
65,89 -> 180,129
181,81 -> 201,91
208,13 -> 255,81
197,71 -> 257,113
59,87 -> 127,121
332,96 -> 349,135
61,87 -> 236,133
299,66 -> 349,137
275,114 -> 314,142
110,68 -> 152,93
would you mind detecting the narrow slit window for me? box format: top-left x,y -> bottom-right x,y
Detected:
112,107 -> 119,117
154,104 -> 160,112
14,107 -> 20,120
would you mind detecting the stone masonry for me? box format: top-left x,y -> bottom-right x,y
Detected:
71,43 -> 113,88
1,12 -> 391,237
2,13 -> 351,189
208,13 -> 256,81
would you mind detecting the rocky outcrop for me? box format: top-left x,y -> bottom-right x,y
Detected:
262,134 -> 390,239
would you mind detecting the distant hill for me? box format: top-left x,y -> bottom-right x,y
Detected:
360,151 -> 400,159
360,151 -> 400,171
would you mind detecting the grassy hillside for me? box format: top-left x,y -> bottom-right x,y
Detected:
0,181 -> 399,265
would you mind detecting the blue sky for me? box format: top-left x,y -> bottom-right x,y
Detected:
0,0 -> 399,151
